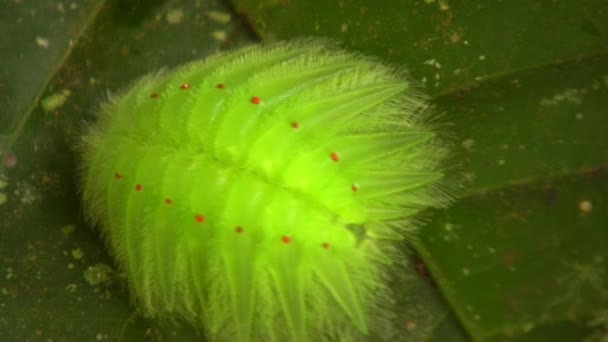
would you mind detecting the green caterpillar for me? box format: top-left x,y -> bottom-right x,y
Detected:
78,39 -> 452,341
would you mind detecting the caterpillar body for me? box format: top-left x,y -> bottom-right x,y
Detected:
78,39 -> 451,342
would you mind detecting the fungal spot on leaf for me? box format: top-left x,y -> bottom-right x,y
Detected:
216,83 -> 225,89
281,235 -> 292,244
114,172 -> 122,180
41,89 -> 71,112
405,320 -> 417,331
331,152 -> 340,162
212,30 -> 227,43
135,184 -> 143,192
165,198 -> 173,205
251,96 -> 261,104
206,10 -> 231,24
539,88 -> 582,106
579,199 -> 593,214
195,215 -> 205,223
71,248 -> 84,260
166,9 -> 185,25
180,83 -> 191,90
235,226 -> 244,234
351,184 -> 359,192
291,121 -> 300,129
150,93 -> 159,99
83,263 -> 114,287
322,243 -> 330,249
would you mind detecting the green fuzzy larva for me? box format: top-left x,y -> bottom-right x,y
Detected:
78,39 -> 452,342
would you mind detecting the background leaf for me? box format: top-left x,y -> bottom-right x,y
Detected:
1,0 -> 606,341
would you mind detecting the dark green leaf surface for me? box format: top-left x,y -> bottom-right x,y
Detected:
232,0 -> 608,96
0,0 -> 105,145
230,0 -> 608,341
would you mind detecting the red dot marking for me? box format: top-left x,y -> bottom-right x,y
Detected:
235,226 -> 244,234
251,96 -> 261,105
195,215 -> 205,223
291,121 -> 300,129
180,83 -> 191,90
216,83 -> 225,89
281,235 -> 292,244
351,184 -> 359,192
322,242 -> 330,249
165,198 -> 173,205
114,172 -> 122,180
150,93 -> 159,99
331,152 -> 340,162
135,184 -> 143,192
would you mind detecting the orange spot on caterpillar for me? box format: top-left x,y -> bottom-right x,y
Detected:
351,184 -> 359,192
235,226 -> 244,234
281,235 -> 292,244
322,242 -> 330,249
150,93 -> 159,99
195,215 -> 205,223
331,152 -> 340,162
135,184 -> 143,192
114,172 -> 122,180
165,198 -> 173,205
251,96 -> 261,104
291,121 -> 300,129
180,83 -> 191,90
216,83 -> 225,89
